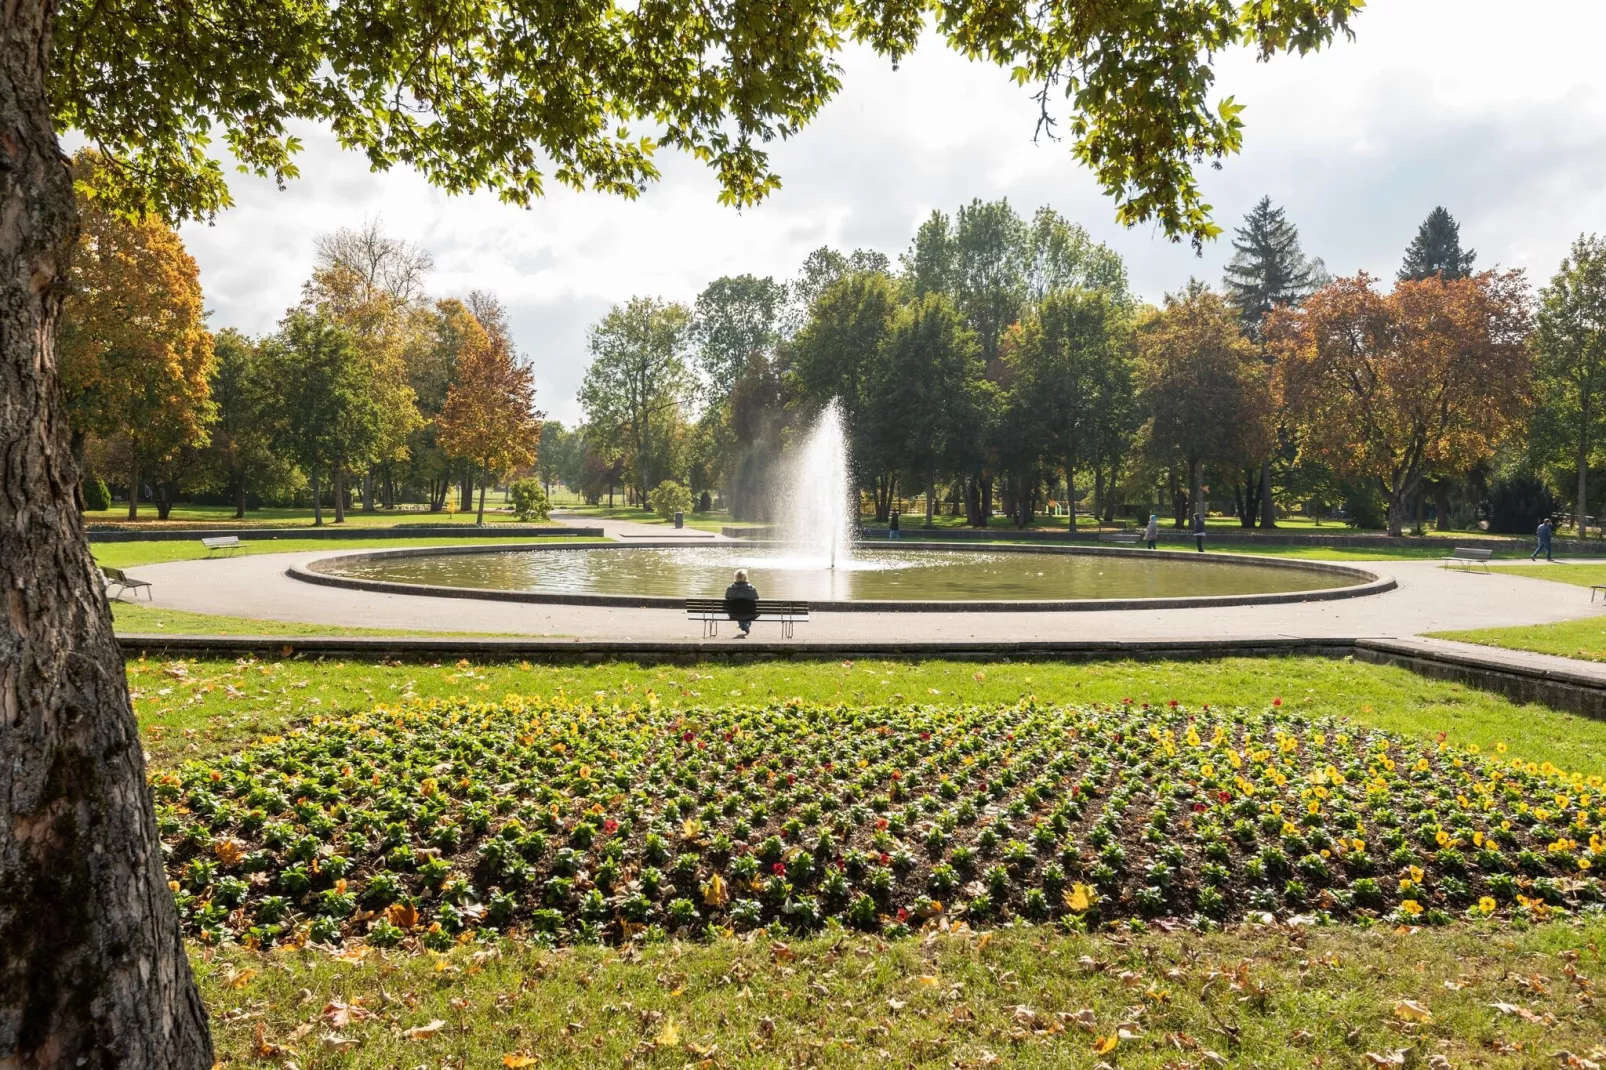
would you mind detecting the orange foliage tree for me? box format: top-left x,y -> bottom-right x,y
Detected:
435,302 -> 542,524
1270,271 -> 1532,535
59,156 -> 214,520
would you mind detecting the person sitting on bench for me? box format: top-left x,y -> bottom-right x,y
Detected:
725,569 -> 759,638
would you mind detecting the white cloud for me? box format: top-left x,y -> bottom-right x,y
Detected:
178,0 -> 1606,424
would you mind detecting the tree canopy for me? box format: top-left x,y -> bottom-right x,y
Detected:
1222,195 -> 1323,338
1531,235 -> 1606,531
1399,206 -> 1477,282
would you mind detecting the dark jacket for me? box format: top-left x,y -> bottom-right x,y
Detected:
724,581 -> 759,621
1191,515 -> 1206,535
1538,521 -> 1553,543
889,512 -> 900,531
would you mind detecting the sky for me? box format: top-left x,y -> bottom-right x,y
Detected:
178,0 -> 1606,424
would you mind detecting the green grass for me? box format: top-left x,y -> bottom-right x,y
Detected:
131,655 -> 1606,778
1433,617 -> 1606,664
196,915 -> 1606,1068
1488,562 -> 1606,588
110,602 -> 529,640
92,535 -> 599,569
84,495 -> 537,529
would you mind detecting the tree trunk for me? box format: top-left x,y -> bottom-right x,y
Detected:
1188,457 -> 1203,525
127,452 -> 139,521
233,479 -> 246,519
311,467 -> 323,526
980,475 -> 993,526
925,472 -> 935,527
1258,462 -> 1276,529
332,460 -> 346,523
477,461 -> 487,525
1579,432 -> 1590,539
0,4 -> 214,1061
1066,467 -> 1076,531
460,471 -> 474,513
1384,481 -> 1405,537
1433,480 -> 1451,532
363,464 -> 376,513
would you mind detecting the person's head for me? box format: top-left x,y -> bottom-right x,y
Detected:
1149,514 -> 1157,522
1193,512 -> 1202,520
734,569 -> 749,583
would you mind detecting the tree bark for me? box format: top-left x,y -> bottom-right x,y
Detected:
0,3 -> 214,1063
1188,457 -> 1203,526
925,472 -> 935,527
363,464 -> 376,513
332,460 -> 346,523
1433,480 -> 1451,533
1258,462 -> 1276,529
311,467 -> 323,526
477,460 -> 487,525
1065,467 -> 1076,531
233,479 -> 246,519
1579,426 -> 1590,539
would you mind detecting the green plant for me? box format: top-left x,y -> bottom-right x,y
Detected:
648,479 -> 692,520
507,478 -> 550,522
82,475 -> 111,512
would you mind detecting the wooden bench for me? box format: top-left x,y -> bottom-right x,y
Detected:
102,566 -> 152,600
1443,546 -> 1494,572
202,535 -> 243,556
686,598 -> 809,639
1098,532 -> 1142,545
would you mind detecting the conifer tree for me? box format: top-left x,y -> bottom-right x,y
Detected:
1399,207 -> 1477,282
1222,195 -> 1322,340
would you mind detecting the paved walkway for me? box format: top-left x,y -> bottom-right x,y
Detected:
123,548 -> 1604,647
550,511 -> 732,542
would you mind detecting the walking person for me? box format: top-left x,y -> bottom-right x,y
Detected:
1531,516 -> 1554,562
1191,511 -> 1206,553
725,569 -> 759,638
889,510 -> 901,541
1144,513 -> 1160,549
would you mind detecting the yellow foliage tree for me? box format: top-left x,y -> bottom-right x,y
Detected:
59,154 -> 214,519
435,304 -> 542,524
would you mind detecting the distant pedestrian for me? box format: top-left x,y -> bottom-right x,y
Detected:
1531,516 -> 1554,561
725,569 -> 759,638
889,510 -> 901,540
1144,513 -> 1160,550
1192,512 -> 1206,552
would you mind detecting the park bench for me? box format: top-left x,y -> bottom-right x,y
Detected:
1098,532 -> 1143,545
101,566 -> 152,600
686,598 -> 809,639
1443,546 -> 1494,572
202,535 -> 243,556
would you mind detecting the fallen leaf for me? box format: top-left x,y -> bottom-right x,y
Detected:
1393,998 -> 1433,1023
1093,1034 -> 1119,1054
1364,1052 -> 1407,1067
653,1019 -> 681,1048
223,967 -> 256,990
502,1054 -> 540,1068
403,1019 -> 446,1039
322,1032 -> 361,1051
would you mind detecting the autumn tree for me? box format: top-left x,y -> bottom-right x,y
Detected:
1137,282 -> 1273,523
436,304 -> 543,524
1271,272 -> 1532,536
1531,236 -> 1606,533
58,155 -> 214,519
204,329 -> 298,518
4,0 -> 1360,1060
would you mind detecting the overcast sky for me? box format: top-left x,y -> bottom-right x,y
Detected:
179,0 -> 1606,424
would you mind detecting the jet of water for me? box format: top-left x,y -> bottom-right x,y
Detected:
777,399 -> 855,568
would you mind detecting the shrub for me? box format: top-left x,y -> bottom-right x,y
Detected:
507,478 -> 550,522
1485,474 -> 1561,535
649,479 -> 692,520
1339,479 -> 1386,530
82,475 -> 111,512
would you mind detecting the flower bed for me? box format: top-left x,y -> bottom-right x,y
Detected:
156,696 -> 1606,949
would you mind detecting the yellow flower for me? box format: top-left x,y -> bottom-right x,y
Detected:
1307,801 -> 1320,816
1497,742 -> 1508,753
1477,896 -> 1496,914
1410,865 -> 1424,883
1352,838 -> 1367,852
1400,899 -> 1424,916
1581,858 -> 1593,871
1435,830 -> 1450,846
1473,831 -> 1485,848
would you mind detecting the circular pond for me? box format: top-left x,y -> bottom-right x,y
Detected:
300,543 -> 1381,609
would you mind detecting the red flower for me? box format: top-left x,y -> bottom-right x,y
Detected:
786,773 -> 795,785
772,862 -> 786,876
1218,790 -> 1233,803
879,853 -> 891,865
603,818 -> 619,834
896,907 -> 909,922
1169,699 -> 1179,708
890,770 -> 901,781
1272,697 -> 1282,707
1191,802 -> 1206,813
919,732 -> 931,741
682,730 -> 695,741
697,741 -> 706,750
875,818 -> 889,831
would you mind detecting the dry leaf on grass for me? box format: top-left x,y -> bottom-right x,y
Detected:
1392,998 -> 1433,1023
402,1019 -> 446,1039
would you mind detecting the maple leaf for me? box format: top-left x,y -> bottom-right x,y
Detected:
387,902 -> 420,930
1063,883 -> 1095,913
222,967 -> 256,990
1364,1051 -> 1407,1067
503,1054 -> 541,1068
213,838 -> 245,866
653,1019 -> 681,1048
702,873 -> 729,908
1093,1034 -> 1119,1054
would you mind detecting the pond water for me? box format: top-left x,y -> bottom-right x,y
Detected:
320,546 -> 1353,602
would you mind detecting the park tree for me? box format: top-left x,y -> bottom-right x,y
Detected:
1137,282 -> 1273,522
264,310 -> 381,527
204,329 -> 299,517
58,154 -> 215,519
692,274 -> 786,398
1025,208 -> 1131,303
580,297 -> 696,501
436,306 -> 542,524
1399,207 -> 1477,282
861,292 -> 989,523
1531,235 -> 1606,533
2,0 -> 1362,1060
1271,272 -> 1532,536
1221,195 -> 1324,528
1008,288 -> 1136,528
535,420 -> 571,497
953,198 -> 1030,366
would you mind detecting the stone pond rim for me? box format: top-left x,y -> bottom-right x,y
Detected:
284,541 -> 1396,613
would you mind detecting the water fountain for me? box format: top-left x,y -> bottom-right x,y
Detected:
775,399 -> 855,569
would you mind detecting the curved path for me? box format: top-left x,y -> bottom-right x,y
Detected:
122,547 -> 1603,644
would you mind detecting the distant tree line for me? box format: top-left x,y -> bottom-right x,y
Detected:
61,171 -> 542,524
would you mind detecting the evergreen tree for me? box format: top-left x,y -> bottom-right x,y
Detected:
1222,195 -> 1321,339
1399,206 -> 1477,282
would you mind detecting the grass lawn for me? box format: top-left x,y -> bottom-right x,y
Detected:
1432,617 -> 1606,664
92,535 -> 601,570
557,504 -> 733,533
150,655 -> 1606,1066
85,495 -> 539,529
1487,562 -> 1606,588
196,915 -> 1606,1067
111,602 -> 532,640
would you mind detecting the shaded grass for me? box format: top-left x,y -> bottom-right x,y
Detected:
195,917 -> 1606,1068
110,602 -> 528,640
86,500 -> 526,528
92,535 -> 599,570
131,655 -> 1606,778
